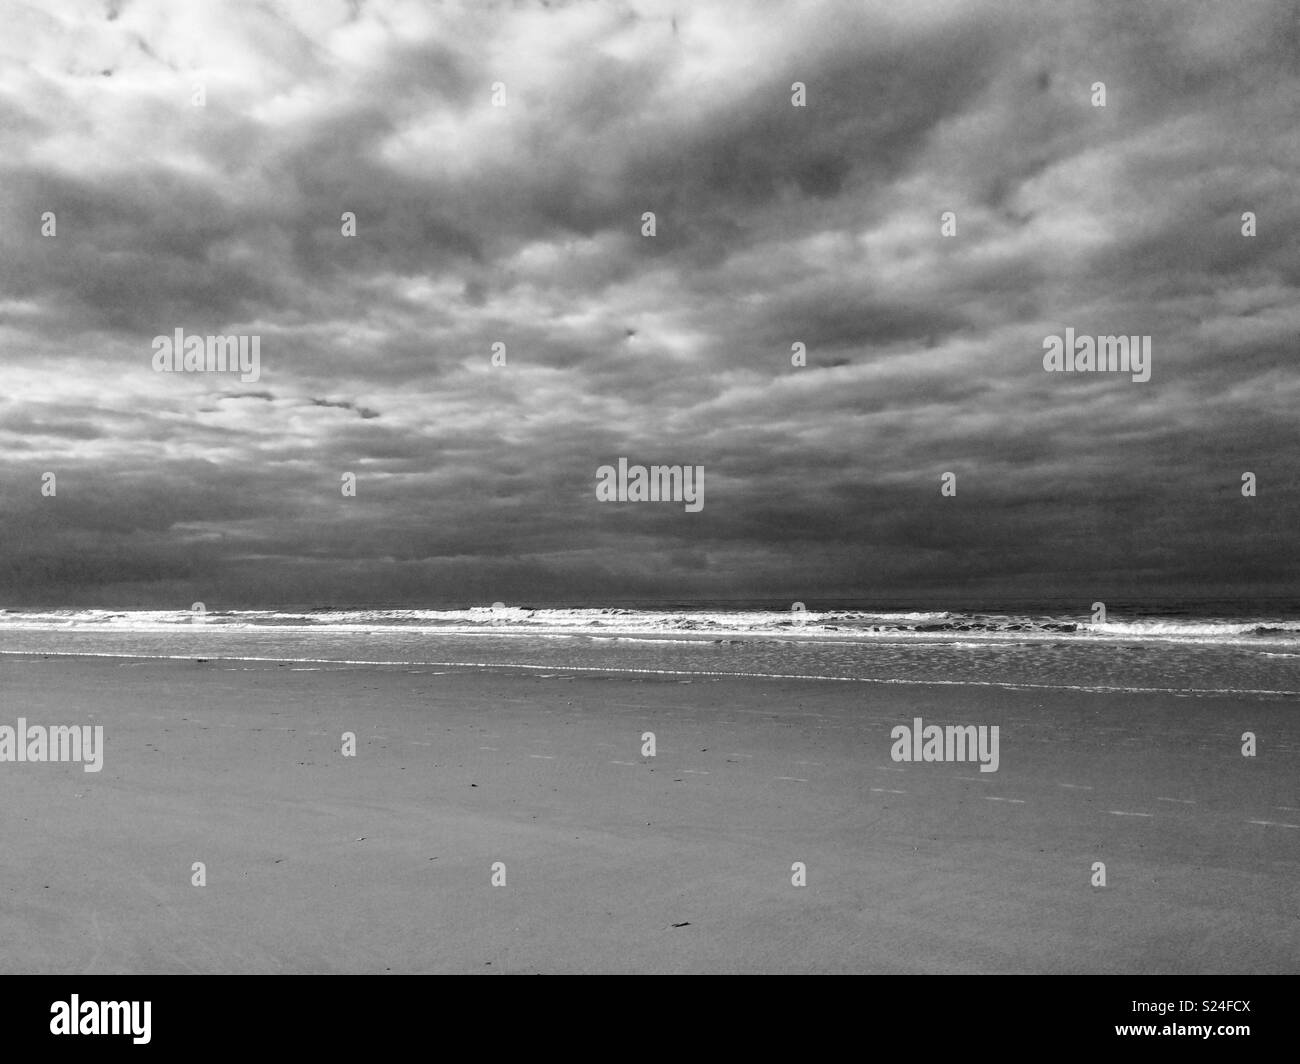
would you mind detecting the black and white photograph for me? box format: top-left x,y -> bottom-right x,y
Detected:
0,0 -> 1296,1040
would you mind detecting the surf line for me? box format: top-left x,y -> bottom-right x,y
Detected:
3,651 -> 1298,698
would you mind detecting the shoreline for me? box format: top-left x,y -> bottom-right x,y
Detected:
4,650 -> 1299,699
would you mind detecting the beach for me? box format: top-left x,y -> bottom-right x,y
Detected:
2,654 -> 1296,973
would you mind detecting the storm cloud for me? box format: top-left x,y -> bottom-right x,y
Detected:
1,0 -> 1296,606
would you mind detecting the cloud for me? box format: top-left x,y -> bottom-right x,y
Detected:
1,0 -> 1297,605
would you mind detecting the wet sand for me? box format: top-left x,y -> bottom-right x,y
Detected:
1,654 -> 1297,973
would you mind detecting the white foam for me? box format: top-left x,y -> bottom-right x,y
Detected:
2,607 -> 1298,650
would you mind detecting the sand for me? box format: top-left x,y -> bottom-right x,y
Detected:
1,654 -> 1296,973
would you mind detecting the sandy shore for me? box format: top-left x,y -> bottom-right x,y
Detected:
1,654 -> 1296,973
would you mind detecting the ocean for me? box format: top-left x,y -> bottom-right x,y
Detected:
3,600 -> 1299,697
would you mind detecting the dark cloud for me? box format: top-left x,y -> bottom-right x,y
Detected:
310,397 -> 380,418
0,0 -> 1296,606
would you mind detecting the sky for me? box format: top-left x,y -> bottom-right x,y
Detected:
0,0 -> 1297,608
